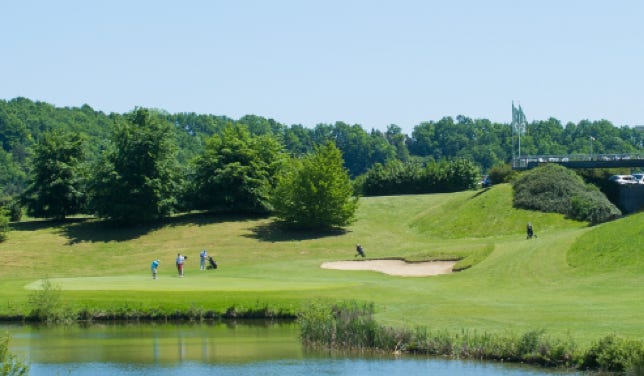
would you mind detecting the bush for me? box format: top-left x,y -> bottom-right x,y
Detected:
487,163 -> 518,185
512,164 -> 621,224
27,279 -> 72,323
581,334 -> 644,372
0,333 -> 29,376
298,300 -> 387,349
0,197 -> 21,222
570,188 -> 622,225
359,159 -> 480,196
628,351 -> 644,376
0,209 -> 9,242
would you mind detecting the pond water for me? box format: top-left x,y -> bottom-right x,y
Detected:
2,322 -> 578,376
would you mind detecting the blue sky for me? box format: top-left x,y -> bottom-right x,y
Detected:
2,0 -> 643,133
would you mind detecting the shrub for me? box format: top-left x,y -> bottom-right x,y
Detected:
27,279 -> 72,323
359,159 -> 480,196
487,163 -> 518,185
628,351 -> 644,376
0,197 -> 21,222
0,333 -> 29,376
570,188 -> 622,224
513,164 -> 620,223
0,209 -> 9,242
298,300 -> 385,349
581,334 -> 644,372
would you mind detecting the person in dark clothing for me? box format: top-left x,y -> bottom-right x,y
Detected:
207,256 -> 218,270
355,244 -> 365,257
526,222 -> 534,239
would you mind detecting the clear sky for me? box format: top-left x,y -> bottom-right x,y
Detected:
2,0 -> 643,133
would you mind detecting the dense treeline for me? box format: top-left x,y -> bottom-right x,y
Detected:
2,105 -> 361,229
1,97 -> 643,227
2,97 -> 643,198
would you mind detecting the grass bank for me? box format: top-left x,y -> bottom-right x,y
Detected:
0,184 -> 642,347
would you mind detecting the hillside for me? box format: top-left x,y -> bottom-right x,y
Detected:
0,184 -> 642,344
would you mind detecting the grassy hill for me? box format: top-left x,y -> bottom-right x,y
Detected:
0,184 -> 642,345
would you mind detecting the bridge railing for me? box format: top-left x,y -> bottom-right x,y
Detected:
513,153 -> 644,169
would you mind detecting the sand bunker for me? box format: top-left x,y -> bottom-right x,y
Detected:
320,259 -> 456,277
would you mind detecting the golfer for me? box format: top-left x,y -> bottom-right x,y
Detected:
355,244 -> 365,258
200,249 -> 208,271
176,253 -> 185,277
151,258 -> 160,279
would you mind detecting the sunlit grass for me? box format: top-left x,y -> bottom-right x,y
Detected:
0,184 -> 642,344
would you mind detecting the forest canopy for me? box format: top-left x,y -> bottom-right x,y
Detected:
0,97 -> 642,226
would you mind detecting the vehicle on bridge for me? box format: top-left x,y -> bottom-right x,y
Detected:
609,175 -> 638,184
632,172 -> 644,184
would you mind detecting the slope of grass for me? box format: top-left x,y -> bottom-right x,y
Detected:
0,184 -> 642,345
567,212 -> 644,274
410,184 -> 586,239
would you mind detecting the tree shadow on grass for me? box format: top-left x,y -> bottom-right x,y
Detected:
245,221 -> 348,242
60,220 -> 165,244
468,187 -> 491,199
14,212 -> 269,244
10,218 -> 88,232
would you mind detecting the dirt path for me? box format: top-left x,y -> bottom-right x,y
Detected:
320,259 -> 456,277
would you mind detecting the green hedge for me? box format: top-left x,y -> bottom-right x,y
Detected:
512,164 -> 621,224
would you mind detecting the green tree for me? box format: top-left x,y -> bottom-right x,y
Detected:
385,124 -> 410,161
272,142 -> 358,229
22,131 -> 87,219
189,124 -> 285,213
0,150 -> 26,197
89,109 -> 179,224
0,208 -> 9,242
283,124 -> 315,155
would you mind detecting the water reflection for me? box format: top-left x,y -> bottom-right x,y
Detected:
4,320 -> 302,364
3,322 -> 578,376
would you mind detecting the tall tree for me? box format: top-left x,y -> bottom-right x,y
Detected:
89,109 -> 179,224
385,124 -> 410,161
272,142 -> 358,229
21,131 -> 86,219
188,124 -> 285,213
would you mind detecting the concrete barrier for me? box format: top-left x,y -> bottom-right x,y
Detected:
617,184 -> 644,214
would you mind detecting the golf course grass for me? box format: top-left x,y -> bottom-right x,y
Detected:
1,183 -> 642,345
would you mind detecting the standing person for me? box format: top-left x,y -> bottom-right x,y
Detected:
176,253 -> 185,277
355,244 -> 365,257
526,222 -> 534,239
151,258 -> 160,279
199,249 -> 208,271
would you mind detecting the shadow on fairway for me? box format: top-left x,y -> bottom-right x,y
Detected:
10,217 -> 88,232
469,187 -> 491,199
245,221 -> 347,242
61,220 -> 162,243
57,212 -> 270,244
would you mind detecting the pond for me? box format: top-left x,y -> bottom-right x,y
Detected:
2,322 -> 578,375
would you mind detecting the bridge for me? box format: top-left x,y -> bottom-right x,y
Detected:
512,153 -> 644,170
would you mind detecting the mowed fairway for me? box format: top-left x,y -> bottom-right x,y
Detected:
1,184 -> 642,344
